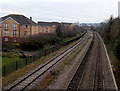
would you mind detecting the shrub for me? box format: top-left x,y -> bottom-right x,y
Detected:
19,53 -> 26,58
20,33 -> 61,50
2,52 -> 19,58
114,37 -> 120,60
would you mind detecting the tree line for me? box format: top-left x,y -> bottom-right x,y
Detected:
96,16 -> 120,60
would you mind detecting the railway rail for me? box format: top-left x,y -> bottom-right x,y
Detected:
67,32 -> 117,90
66,32 -> 94,90
3,32 -> 90,91
93,33 -> 104,90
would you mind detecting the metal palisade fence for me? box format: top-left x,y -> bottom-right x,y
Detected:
2,31 -> 87,77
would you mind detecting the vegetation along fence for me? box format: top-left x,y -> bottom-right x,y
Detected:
2,31 -> 87,77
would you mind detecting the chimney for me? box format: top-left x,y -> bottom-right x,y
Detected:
30,17 -> 32,20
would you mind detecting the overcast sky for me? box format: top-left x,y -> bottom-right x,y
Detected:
0,0 -> 119,23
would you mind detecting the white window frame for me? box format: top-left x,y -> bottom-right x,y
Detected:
13,24 -> 17,30
13,31 -> 17,36
4,30 -> 9,36
5,37 -> 8,41
24,25 -> 28,29
24,31 -> 28,36
4,24 -> 8,29
13,38 -> 17,42
38,29 -> 40,32
46,30 -> 48,33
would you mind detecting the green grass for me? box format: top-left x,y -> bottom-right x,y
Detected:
61,33 -> 82,43
62,37 -> 75,43
1,57 -> 20,67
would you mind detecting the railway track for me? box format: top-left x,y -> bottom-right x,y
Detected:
3,33 -> 90,91
93,33 -> 104,90
66,32 -> 105,90
66,33 -> 94,90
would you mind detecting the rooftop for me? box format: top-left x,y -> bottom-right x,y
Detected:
37,21 -> 55,26
1,14 -> 37,25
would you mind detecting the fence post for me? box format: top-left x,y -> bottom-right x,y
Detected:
39,52 -> 41,58
26,57 -> 27,65
48,48 -> 50,55
52,47 -> 54,52
33,55 -> 35,61
3,66 -> 5,77
44,50 -> 46,56
16,61 -> 17,70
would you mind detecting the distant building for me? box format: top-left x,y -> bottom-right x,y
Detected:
37,21 -> 56,34
0,14 -> 37,43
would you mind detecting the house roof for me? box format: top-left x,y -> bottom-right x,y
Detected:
61,22 -> 72,25
1,14 -> 37,25
37,21 -> 55,26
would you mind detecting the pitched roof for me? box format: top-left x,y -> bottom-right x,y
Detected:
61,22 -> 72,25
37,21 -> 55,26
1,14 -> 37,25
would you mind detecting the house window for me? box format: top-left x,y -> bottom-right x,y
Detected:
35,31 -> 37,34
38,29 -> 40,32
46,26 -> 48,29
13,31 -> 17,36
5,38 -> 8,41
24,25 -> 28,28
44,30 -> 46,33
4,30 -> 9,36
24,31 -> 28,36
13,38 -> 17,42
4,24 -> 8,29
46,30 -> 48,33
13,24 -> 17,30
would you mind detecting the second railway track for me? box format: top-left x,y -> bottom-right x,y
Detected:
3,32 -> 91,91
66,32 -> 106,90
93,33 -> 104,90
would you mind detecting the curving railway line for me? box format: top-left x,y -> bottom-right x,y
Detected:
3,32 -> 90,91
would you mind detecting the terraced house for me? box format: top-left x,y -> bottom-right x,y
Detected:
0,14 -> 38,43
37,21 -> 56,34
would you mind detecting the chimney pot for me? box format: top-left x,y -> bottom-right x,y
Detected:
30,17 -> 32,20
